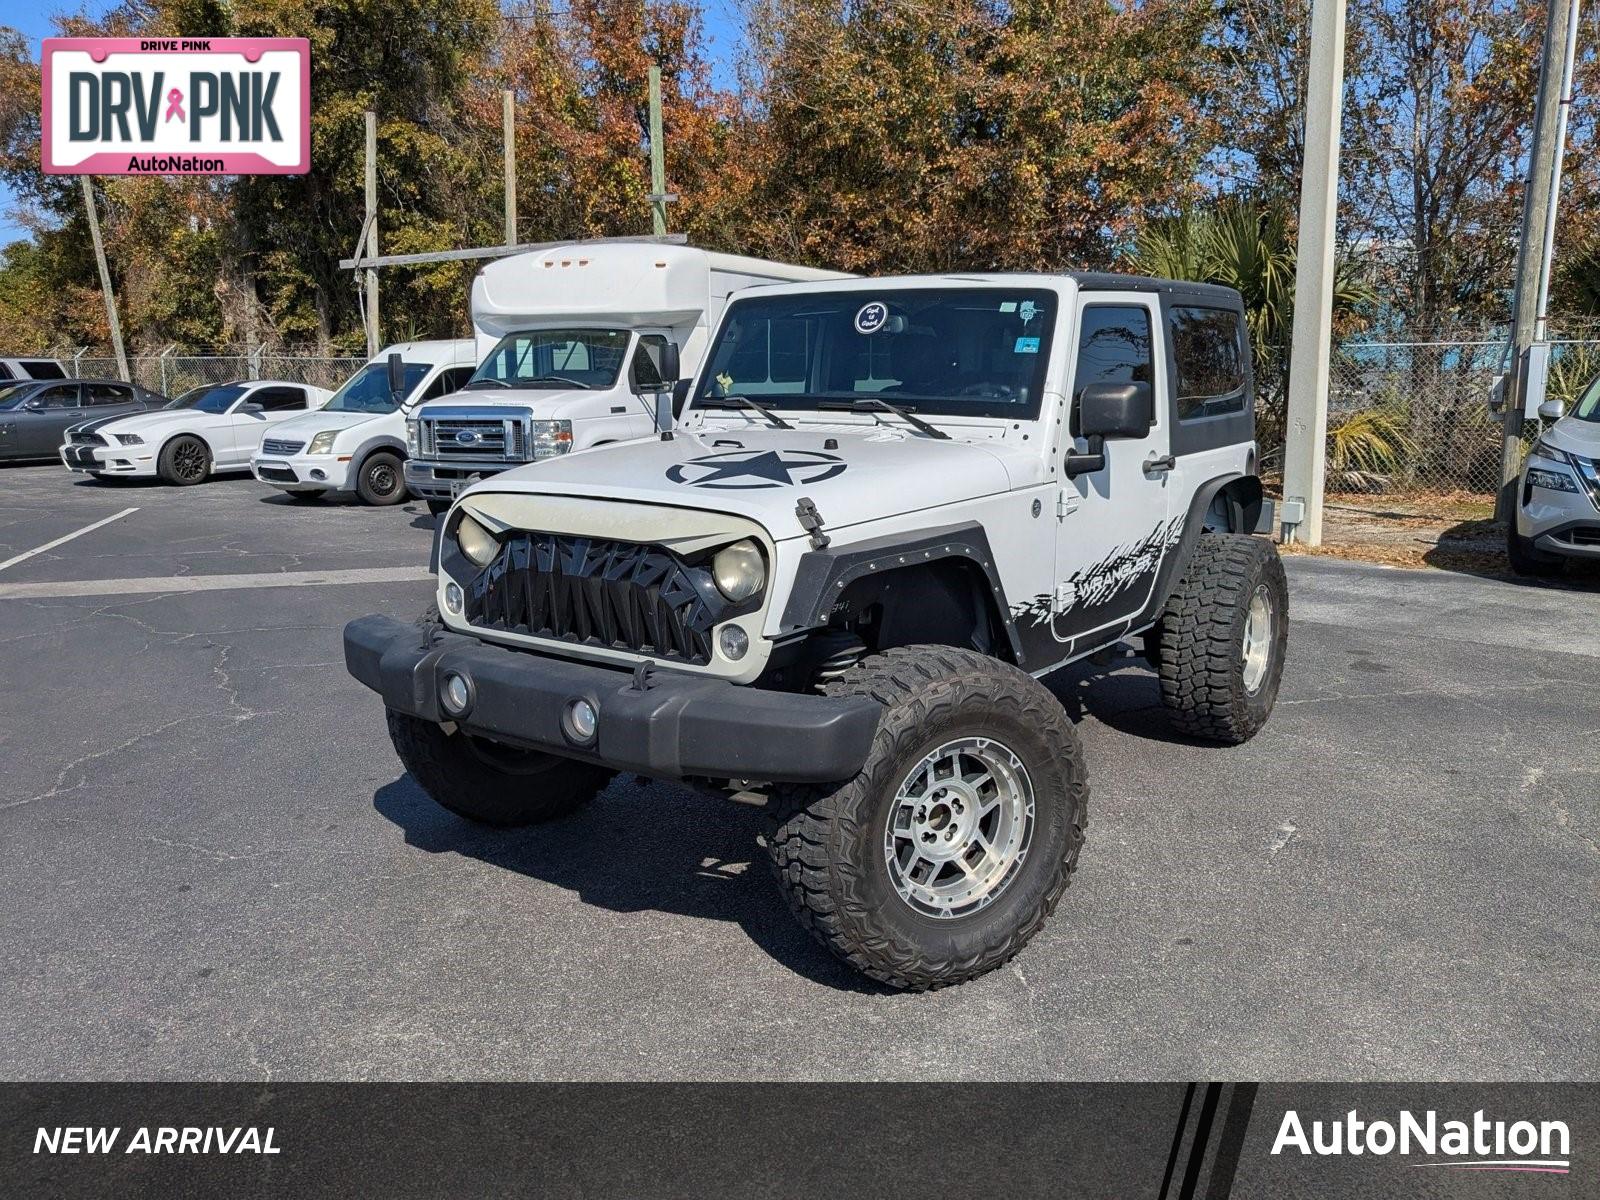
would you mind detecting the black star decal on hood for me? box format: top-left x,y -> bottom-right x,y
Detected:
666,449 -> 847,489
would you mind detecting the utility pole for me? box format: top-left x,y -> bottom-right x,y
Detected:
1280,0 -> 1348,546
646,66 -> 676,235
1499,0 -> 1580,521
79,176 -> 129,383
503,89 -> 518,248
363,110 -> 380,357
1535,0 -> 1584,342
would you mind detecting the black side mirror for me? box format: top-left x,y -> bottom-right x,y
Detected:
636,341 -> 683,438
387,353 -> 406,401
1065,382 -> 1153,477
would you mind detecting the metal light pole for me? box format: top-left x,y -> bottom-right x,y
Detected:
1280,0 -> 1348,546
1498,0 -> 1580,521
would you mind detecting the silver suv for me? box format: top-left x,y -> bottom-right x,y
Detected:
1509,375 -> 1600,576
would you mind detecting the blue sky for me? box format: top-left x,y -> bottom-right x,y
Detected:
0,1 -> 746,247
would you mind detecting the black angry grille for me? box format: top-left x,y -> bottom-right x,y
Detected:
465,533 -> 722,665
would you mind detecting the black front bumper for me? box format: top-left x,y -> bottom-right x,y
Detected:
344,615 -> 882,784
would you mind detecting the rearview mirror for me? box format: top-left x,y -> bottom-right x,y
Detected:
387,352 -> 406,401
1537,398 -> 1567,422
1079,381 -> 1154,440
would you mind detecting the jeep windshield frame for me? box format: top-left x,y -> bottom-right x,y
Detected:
692,287 -> 1059,421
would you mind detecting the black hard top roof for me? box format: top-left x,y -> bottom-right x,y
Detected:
1068,272 -> 1243,306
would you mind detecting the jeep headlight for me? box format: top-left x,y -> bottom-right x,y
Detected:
711,539 -> 765,602
114,433 -> 143,446
307,430 -> 339,456
530,419 -> 573,459
455,514 -> 499,567
405,418 -> 419,455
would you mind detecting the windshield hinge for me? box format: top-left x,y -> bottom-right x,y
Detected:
796,497 -> 830,549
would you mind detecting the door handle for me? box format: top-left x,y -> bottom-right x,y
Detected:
1143,453 -> 1176,476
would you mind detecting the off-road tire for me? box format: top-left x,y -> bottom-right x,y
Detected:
356,451 -> 408,506
766,645 -> 1088,991
157,435 -> 210,486
1150,532 -> 1288,744
1506,521 -> 1563,577
386,712 -> 612,827
426,499 -> 452,517
384,603 -> 612,827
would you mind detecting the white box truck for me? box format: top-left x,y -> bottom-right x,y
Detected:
403,241 -> 847,512
250,339 -> 478,505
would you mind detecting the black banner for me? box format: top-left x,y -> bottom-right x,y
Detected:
2,1083 -> 1591,1198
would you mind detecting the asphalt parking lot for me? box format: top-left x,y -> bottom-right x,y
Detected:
0,463 -> 1596,1082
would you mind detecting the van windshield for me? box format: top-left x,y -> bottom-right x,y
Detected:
467,329 -> 631,391
694,288 -> 1058,421
325,362 -> 431,413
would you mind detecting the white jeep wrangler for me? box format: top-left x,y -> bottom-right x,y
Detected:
345,273 -> 1287,990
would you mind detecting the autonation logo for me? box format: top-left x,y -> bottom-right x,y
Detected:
1272,1109 -> 1571,1175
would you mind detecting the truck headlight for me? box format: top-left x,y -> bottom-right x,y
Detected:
456,514 -> 499,567
530,420 -> 574,459
711,539 -> 765,602
307,430 -> 339,456
115,433 -> 143,446
405,419 -> 419,455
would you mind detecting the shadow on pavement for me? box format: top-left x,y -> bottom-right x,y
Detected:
372,773 -> 890,994
1423,516 -> 1600,589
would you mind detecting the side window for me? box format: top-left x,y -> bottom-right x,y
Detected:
630,335 -> 670,391
38,383 -> 81,409
88,383 -> 133,406
422,367 -> 473,400
1169,307 -> 1245,419
23,360 -> 67,379
1071,306 -> 1153,396
0,363 -> 12,380
253,387 -> 308,412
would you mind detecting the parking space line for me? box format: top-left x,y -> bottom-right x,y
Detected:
0,566 -> 434,600
0,507 -> 139,573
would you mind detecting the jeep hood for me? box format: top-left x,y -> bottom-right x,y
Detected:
474,424 -> 1024,538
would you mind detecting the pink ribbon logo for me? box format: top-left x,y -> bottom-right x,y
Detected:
164,88 -> 185,123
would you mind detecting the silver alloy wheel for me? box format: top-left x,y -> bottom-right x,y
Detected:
883,736 -> 1035,920
1241,583 -> 1274,694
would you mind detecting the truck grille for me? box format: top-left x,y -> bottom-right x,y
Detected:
465,533 -> 721,665
261,438 -> 305,456
419,406 -> 531,463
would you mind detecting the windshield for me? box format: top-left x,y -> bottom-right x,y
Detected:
695,288 -> 1058,420
1574,371 -> 1600,422
0,383 -> 35,410
324,361 -> 431,413
172,384 -> 249,414
467,329 -> 631,390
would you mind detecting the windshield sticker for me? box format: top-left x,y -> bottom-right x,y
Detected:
998,301 -> 1018,313
854,302 -> 889,335
1019,300 -> 1037,323
666,449 -> 847,490
1014,336 -> 1041,354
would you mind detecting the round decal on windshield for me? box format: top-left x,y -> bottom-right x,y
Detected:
854,302 -> 889,335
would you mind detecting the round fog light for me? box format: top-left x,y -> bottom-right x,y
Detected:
441,672 -> 471,716
444,582 -> 464,615
562,698 -> 598,745
718,626 -> 749,661
309,469 -> 327,481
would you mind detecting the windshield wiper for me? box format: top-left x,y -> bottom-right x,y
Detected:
815,397 -> 950,440
463,378 -> 511,390
697,394 -> 793,430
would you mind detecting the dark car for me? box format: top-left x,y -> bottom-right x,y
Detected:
0,378 -> 167,462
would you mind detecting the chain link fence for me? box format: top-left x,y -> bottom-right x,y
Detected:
1321,337 -> 1600,496
55,349 -> 366,400
39,336 -> 1600,499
